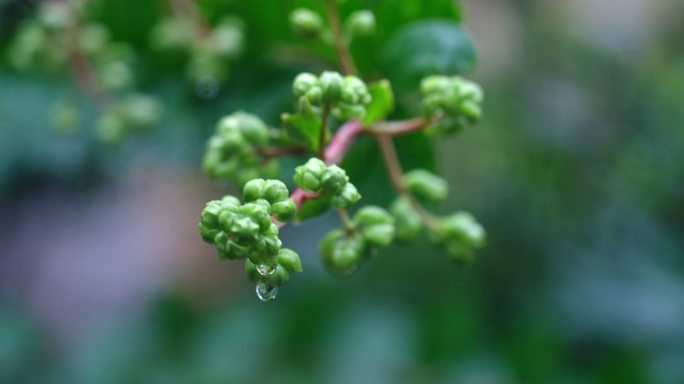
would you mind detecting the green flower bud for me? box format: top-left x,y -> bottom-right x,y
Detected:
240,203 -> 272,232
293,72 -> 319,97
330,182 -> 361,209
199,223 -> 220,244
346,10 -> 375,36
230,216 -> 260,238
404,169 -> 448,203
249,235 -> 282,264
99,61 -> 133,91
221,195 -> 241,209
305,86 -> 323,104
211,21 -> 243,59
263,265 -> 290,287
218,111 -> 269,146
245,259 -> 260,283
390,197 -> 422,242
272,199 -> 296,222
294,158 -> 327,192
263,180 -> 290,203
289,8 -> 324,38
200,201 -> 222,228
320,71 -> 345,104
421,76 -> 449,95
333,103 -> 367,120
431,212 -> 485,264
252,198 -> 271,213
321,165 -> 348,195
354,206 -> 395,247
277,248 -> 302,273
243,178 -> 266,202
319,230 -> 366,277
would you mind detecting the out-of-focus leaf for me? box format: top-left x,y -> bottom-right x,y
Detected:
383,20 -> 476,90
363,80 -> 394,125
282,112 -> 322,152
296,195 -> 331,221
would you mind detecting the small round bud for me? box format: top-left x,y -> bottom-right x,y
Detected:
294,158 -> 327,192
319,230 -> 366,277
346,10 -> 375,36
403,169 -> 448,203
277,248 -> 302,273
230,216 -> 260,238
240,203 -> 272,232
235,112 -> 269,146
319,71 -> 345,104
320,165 -> 348,195
245,260 -> 260,283
289,8 -> 324,38
221,195 -> 241,209
243,178 -> 266,202
293,73 -> 319,97
354,206 -> 395,247
263,180 -> 290,203
390,197 -> 422,242
264,265 -> 290,287
329,183 -> 361,209
272,199 -> 296,222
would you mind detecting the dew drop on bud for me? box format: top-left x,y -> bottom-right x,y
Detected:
256,263 -> 276,276
256,282 -> 278,302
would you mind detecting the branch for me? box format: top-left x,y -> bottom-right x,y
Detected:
325,0 -> 358,76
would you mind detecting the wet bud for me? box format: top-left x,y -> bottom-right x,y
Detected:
294,158 -> 327,192
390,197 -> 422,242
329,183 -> 361,209
319,230 -> 366,277
277,248 -> 302,273
321,165 -> 348,195
272,199 -> 296,222
346,10 -> 375,36
320,71 -> 345,104
264,265 -> 290,287
289,8 -> 324,38
293,72 -> 319,97
354,206 -> 395,247
404,169 -> 448,203
245,259 -> 260,283
243,178 -> 266,202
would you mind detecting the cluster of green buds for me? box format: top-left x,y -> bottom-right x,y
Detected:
293,71 -> 372,120
320,206 -> 395,276
199,180 -> 301,301
293,158 -> 361,209
421,75 -> 484,133
150,15 -> 244,92
202,111 -> 278,187
389,168 -> 486,262
289,8 -> 375,40
96,94 -> 163,144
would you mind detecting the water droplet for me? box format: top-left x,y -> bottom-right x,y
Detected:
256,263 -> 276,276
256,282 -> 278,302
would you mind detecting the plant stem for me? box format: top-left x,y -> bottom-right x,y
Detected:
319,104 -> 331,160
325,0 -> 358,76
370,117 -> 434,136
336,208 -> 354,235
258,146 -> 307,159
374,133 -> 438,230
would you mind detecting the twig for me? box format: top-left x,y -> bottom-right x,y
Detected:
325,0 -> 358,76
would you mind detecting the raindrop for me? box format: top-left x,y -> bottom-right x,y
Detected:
256,282 -> 278,302
256,264 -> 276,276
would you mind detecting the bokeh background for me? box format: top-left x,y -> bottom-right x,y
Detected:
1,0 -> 684,383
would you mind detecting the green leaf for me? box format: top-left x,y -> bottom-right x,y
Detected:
296,195 -> 331,221
383,20 -> 476,90
362,80 -> 395,124
281,112 -> 321,152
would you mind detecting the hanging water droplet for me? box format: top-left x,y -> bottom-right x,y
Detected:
256,282 -> 278,302
256,263 -> 276,276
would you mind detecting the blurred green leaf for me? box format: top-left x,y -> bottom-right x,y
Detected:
363,80 -> 394,124
282,112 -> 322,153
383,20 -> 476,90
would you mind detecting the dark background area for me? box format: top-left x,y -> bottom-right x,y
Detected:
1,0 -> 683,383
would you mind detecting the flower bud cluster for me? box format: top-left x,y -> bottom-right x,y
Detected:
421,75 -> 484,133
319,206 -> 395,276
429,212 -> 485,264
293,71 -> 372,120
293,158 -> 361,209
202,111 -> 278,186
199,182 -> 301,288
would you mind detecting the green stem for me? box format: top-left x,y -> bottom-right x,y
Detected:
319,103 -> 331,160
325,0 -> 358,76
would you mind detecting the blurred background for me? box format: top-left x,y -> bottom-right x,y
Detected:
1,0 -> 683,383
